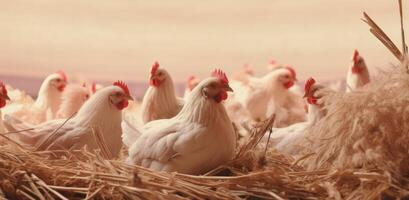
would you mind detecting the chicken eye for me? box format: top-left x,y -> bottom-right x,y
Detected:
115,92 -> 122,96
85,94 -> 90,99
284,75 -> 290,79
55,78 -> 61,82
158,72 -> 163,76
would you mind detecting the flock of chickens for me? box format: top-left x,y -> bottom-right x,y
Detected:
0,49 -> 370,175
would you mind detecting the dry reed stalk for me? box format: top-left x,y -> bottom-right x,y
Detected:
35,112 -> 77,151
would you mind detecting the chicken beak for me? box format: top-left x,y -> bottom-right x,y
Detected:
1,93 -> 10,101
225,85 -> 234,92
303,91 -> 309,98
126,95 -> 134,101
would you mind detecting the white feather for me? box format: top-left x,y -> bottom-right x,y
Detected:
141,71 -> 183,124
4,73 -> 65,124
56,84 -> 90,119
346,56 -> 370,92
127,77 -> 237,175
4,85 -> 126,158
229,69 -> 305,125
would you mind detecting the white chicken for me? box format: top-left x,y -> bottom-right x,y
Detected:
4,85 -> 34,106
183,75 -> 200,101
140,62 -> 183,124
230,66 -> 305,125
0,81 -> 11,134
91,81 -> 104,94
126,69 -> 237,175
231,63 -> 254,84
269,64 -> 303,96
56,83 -> 91,119
3,81 -> 133,159
346,49 -> 370,92
5,71 -> 68,124
266,59 -> 279,71
268,77 -> 327,154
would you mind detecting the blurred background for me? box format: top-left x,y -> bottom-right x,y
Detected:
0,0 -> 405,97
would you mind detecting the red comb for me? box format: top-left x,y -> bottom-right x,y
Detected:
243,64 -> 254,74
285,66 -> 297,80
91,81 -> 97,93
150,61 -> 160,76
0,81 -> 6,94
304,77 -> 316,93
211,69 -> 229,85
269,59 -> 277,65
187,75 -> 196,82
113,81 -> 130,96
352,49 -> 359,63
57,70 -> 68,82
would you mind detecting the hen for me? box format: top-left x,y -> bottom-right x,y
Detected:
140,62 -> 183,124
5,71 -> 68,124
4,81 -> 133,159
231,63 -> 254,84
126,69 -> 236,175
183,75 -> 200,100
346,49 -> 370,92
268,77 -> 329,155
56,83 -> 91,118
230,66 -> 305,126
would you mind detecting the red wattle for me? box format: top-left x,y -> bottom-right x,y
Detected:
214,91 -> 228,103
220,91 -> 228,100
58,84 -> 66,92
307,97 -> 317,105
149,79 -> 161,87
284,81 -> 294,89
115,100 -> 129,110
188,84 -> 195,91
0,100 -> 5,108
351,66 -> 362,74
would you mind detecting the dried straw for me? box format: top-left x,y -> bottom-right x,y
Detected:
1,113 -> 409,199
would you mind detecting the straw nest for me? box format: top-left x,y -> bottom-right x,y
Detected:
0,111 -> 409,200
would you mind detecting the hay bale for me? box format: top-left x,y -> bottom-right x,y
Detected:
303,66 -> 409,177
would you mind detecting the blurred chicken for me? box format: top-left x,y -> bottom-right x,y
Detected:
268,63 -> 303,96
266,59 -> 279,71
141,62 -> 183,124
1,85 -> 34,120
5,71 -> 68,124
56,83 -> 91,119
0,82 -> 11,134
268,77 -> 328,154
3,81 -> 133,158
183,75 -> 200,100
230,66 -> 305,126
126,69 -> 236,175
284,66 -> 303,96
4,85 -> 34,105
91,81 -> 104,94
346,49 -> 370,92
231,63 -> 254,84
